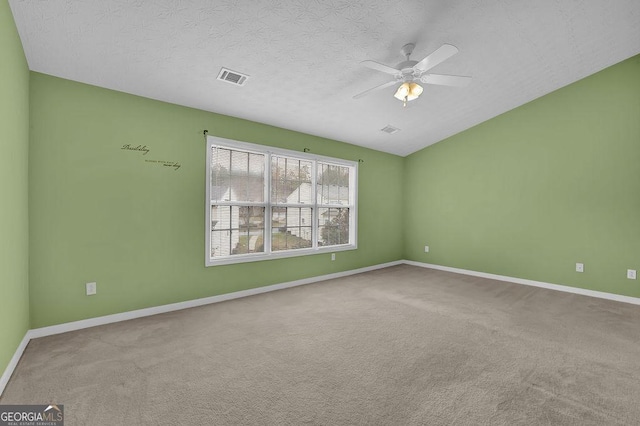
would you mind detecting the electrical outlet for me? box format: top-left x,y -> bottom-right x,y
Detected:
627,269 -> 636,280
86,282 -> 97,296
575,263 -> 584,273
424,245 -> 429,253
331,253 -> 335,261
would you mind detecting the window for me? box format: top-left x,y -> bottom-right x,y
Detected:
206,136 -> 357,266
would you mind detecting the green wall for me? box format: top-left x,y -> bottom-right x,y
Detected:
405,55 -> 640,297
0,1 -> 30,376
28,73 -> 404,328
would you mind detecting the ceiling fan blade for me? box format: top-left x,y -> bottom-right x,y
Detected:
353,80 -> 398,99
420,74 -> 472,87
414,44 -> 459,72
360,60 -> 401,76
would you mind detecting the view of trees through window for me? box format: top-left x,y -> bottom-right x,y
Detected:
208,143 -> 355,261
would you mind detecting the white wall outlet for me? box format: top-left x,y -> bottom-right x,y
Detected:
627,269 -> 636,280
575,263 -> 584,273
331,253 -> 335,261
86,282 -> 97,296
424,245 -> 430,253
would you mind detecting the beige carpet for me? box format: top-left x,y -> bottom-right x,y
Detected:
2,265 -> 640,425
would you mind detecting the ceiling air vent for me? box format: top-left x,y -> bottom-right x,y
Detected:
217,68 -> 249,86
380,125 -> 400,134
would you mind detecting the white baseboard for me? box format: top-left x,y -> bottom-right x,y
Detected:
1,260 -> 402,396
0,333 -> 30,397
404,260 -> 640,306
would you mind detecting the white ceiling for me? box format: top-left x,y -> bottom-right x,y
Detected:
9,0 -> 640,156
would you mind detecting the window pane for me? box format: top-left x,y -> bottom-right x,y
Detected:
271,207 -> 312,251
210,206 -> 265,257
238,206 -> 265,254
211,230 -> 232,258
317,163 -> 350,205
229,151 -> 248,202
271,156 -> 312,204
248,154 -> 265,202
210,206 -> 236,257
318,208 -> 349,246
210,205 -> 234,232
211,147 -> 231,201
211,146 -> 264,202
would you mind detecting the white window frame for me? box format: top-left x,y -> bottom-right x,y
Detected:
206,136 -> 358,266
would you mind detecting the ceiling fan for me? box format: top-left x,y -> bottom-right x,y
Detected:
354,43 -> 471,106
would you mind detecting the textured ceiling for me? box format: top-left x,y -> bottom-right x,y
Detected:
8,0 -> 640,156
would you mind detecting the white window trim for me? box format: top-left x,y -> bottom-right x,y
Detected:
205,136 -> 358,266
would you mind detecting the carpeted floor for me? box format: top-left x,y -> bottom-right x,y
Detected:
2,265 -> 640,425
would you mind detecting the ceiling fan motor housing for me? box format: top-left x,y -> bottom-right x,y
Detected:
398,43 -> 420,77
397,60 -> 418,72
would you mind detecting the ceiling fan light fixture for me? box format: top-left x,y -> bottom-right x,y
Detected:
394,82 -> 423,106
406,82 -> 423,101
393,82 -> 410,101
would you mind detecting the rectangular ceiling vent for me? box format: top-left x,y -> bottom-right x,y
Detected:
217,68 -> 249,86
381,125 -> 400,134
